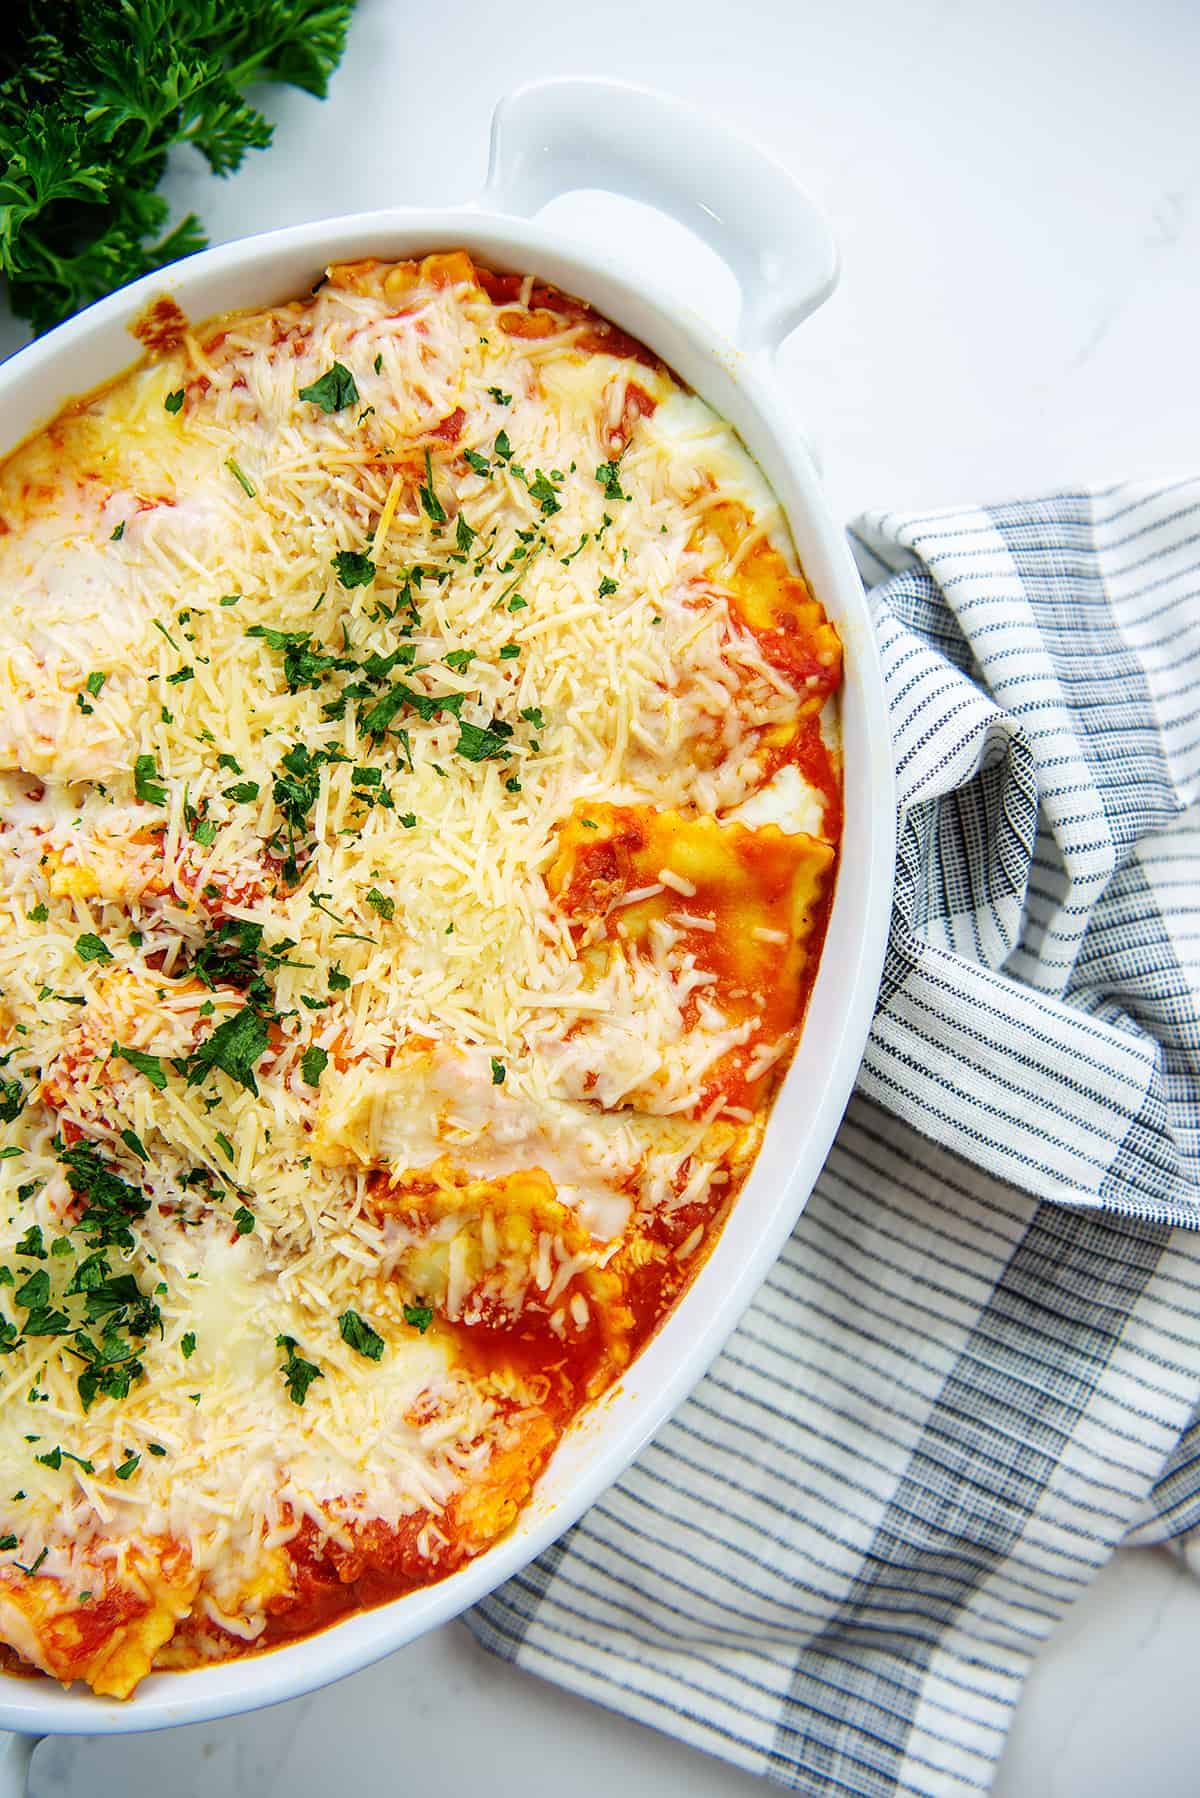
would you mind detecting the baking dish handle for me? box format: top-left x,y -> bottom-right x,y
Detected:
483,79 -> 838,359
0,1733 -> 36,1798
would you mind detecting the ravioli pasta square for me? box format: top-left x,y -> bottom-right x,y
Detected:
0,252 -> 842,1695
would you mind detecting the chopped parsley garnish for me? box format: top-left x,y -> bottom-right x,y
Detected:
133,754 -> 167,806
328,964 -> 351,992
527,471 -> 561,517
28,903 -> 48,923
444,648 -> 475,673
0,1536 -> 15,1552
192,818 -> 218,847
225,457 -> 256,498
365,887 -> 394,920
298,361 -> 359,413
247,623 -> 350,692
300,1045 -> 328,1086
373,352 -> 383,375
223,780 -> 260,804
455,514 -> 476,553
148,1443 -> 166,1457
219,593 -> 242,607
332,549 -> 376,588
14,1225 -> 45,1260
215,1132 -> 235,1162
453,719 -> 513,763
595,460 -> 628,502
75,932 -> 112,964
120,1128 -> 149,1163
15,1547 -> 48,1577
490,1057 -> 506,1086
180,1332 -> 196,1359
487,386 -> 512,405
186,1006 -> 271,1097
494,430 -> 513,462
277,1334 -> 322,1406
463,449 -> 491,478
164,389 -> 184,414
505,776 -> 521,793
339,1309 -> 384,1361
114,1045 -> 167,1090
58,1142 -> 149,1253
84,671 -> 106,698
520,705 -> 545,730
599,575 -> 619,597
499,643 -> 520,660
508,596 -> 527,612
232,1205 -> 255,1236
110,522 -> 125,542
166,664 -> 194,685
398,812 -> 417,829
114,1452 -> 140,1480
403,1303 -> 433,1334
0,1078 -> 26,1123
419,448 -> 447,524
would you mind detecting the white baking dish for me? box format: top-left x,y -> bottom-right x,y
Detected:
0,78 -> 895,1788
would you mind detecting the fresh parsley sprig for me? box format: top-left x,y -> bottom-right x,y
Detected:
0,1 -> 358,336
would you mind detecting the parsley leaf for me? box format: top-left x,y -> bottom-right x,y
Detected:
463,449 -> 491,478
0,1078 -> 26,1124
453,719 -> 513,763
119,1128 -> 149,1163
403,1303 -> 433,1334
75,932 -> 112,964
298,361 -> 359,413
300,1044 -> 328,1086
164,389 -> 184,414
277,1334 -> 322,1406
527,471 -> 561,517
232,1205 -> 255,1236
181,1332 -> 197,1359
114,1045 -> 168,1090
339,1309 -> 384,1361
419,449 -> 447,524
186,1006 -> 271,1096
332,549 -> 376,589
595,460 -> 628,502
365,887 -> 394,920
133,754 -> 167,806
490,1057 -> 506,1086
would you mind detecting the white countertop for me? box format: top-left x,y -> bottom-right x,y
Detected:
7,0 -> 1200,1789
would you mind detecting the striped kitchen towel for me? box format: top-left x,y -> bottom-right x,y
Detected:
468,479 -> 1200,1795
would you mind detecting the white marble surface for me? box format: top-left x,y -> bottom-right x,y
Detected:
5,0 -> 1200,1789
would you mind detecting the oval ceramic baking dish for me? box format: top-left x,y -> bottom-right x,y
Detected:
0,78 -> 894,1789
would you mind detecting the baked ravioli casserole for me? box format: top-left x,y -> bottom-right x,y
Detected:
0,253 -> 842,1695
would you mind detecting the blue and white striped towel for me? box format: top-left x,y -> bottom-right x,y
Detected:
467,480 -> 1200,1795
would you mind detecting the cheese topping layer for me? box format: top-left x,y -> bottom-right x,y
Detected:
0,252 -> 842,1696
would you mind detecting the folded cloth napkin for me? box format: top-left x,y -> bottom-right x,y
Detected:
467,479 -> 1200,1796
